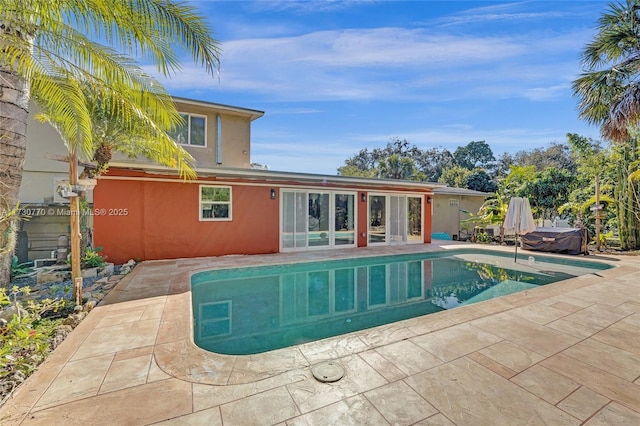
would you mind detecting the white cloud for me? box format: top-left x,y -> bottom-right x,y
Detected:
150,22 -> 591,105
523,84 -> 570,101
225,28 -> 523,69
246,0 -> 379,14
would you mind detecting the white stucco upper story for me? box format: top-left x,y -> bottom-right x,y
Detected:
18,97 -> 264,204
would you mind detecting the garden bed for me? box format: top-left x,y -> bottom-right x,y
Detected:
0,264 -> 131,406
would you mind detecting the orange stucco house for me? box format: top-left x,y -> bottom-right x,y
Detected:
93,97 -> 440,264
21,96 -> 438,264
94,166 -> 436,264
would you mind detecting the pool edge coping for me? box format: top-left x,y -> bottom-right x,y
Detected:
146,243 -> 624,387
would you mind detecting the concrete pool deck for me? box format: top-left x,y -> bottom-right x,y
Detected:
1,242 -> 640,425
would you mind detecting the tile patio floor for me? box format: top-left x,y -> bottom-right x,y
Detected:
1,242 -> 640,425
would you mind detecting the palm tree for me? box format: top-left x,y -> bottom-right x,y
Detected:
0,0 -> 221,286
34,82 -> 202,302
68,84 -> 197,179
573,0 -> 640,249
573,0 -> 640,142
473,192 -> 510,244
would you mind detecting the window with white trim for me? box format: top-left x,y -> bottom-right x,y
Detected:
169,113 -> 206,146
200,186 -> 231,220
449,198 -> 459,207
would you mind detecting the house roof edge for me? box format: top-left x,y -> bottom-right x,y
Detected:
107,162 -> 444,191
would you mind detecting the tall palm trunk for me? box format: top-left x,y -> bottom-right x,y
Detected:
0,22 -> 32,287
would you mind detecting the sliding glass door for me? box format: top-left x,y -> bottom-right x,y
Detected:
389,195 -> 407,243
282,190 -> 356,250
308,192 -> 330,247
334,194 -> 355,246
368,195 -> 387,244
408,196 -> 422,242
369,194 -> 423,245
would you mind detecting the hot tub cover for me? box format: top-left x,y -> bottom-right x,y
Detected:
520,227 -> 588,255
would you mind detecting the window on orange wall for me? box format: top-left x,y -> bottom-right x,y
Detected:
200,185 -> 231,221
169,113 -> 206,146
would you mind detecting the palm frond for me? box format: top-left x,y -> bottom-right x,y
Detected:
574,0 -> 640,142
30,77 -> 93,158
61,0 -> 221,77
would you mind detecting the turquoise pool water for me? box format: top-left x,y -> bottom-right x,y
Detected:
191,249 -> 611,355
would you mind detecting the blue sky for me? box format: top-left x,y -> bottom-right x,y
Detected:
151,0 -> 610,175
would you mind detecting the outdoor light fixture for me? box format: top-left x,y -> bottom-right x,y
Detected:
427,196 -> 432,204
361,193 -> 366,202
270,189 -> 276,199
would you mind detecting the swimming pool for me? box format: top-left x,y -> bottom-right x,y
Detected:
191,249 -> 611,355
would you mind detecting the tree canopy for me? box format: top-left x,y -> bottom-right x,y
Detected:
453,140 -> 495,170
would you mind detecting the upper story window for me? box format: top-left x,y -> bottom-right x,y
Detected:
169,113 -> 206,146
200,185 -> 231,221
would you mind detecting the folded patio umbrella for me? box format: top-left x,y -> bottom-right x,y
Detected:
503,197 -> 536,261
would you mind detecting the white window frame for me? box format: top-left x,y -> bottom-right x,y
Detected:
173,112 -> 207,147
199,185 -> 232,221
368,192 -> 424,246
280,189 -> 357,251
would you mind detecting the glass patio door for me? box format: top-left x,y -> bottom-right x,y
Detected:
282,191 -> 356,250
308,192 -> 330,247
389,195 -> 407,243
368,195 -> 387,244
282,192 -> 308,249
334,194 -> 355,245
408,196 -> 422,242
368,194 -> 423,245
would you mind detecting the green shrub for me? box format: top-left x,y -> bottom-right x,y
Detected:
475,232 -> 493,244
0,286 -> 67,399
10,256 -> 33,279
83,247 -> 106,268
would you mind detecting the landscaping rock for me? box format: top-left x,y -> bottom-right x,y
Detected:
37,270 -> 70,284
98,263 -> 115,277
52,325 -> 73,349
0,304 -> 28,322
119,259 -> 137,275
81,267 -> 98,278
83,300 -> 97,312
63,311 -> 87,328
85,278 -> 108,293
89,292 -> 104,301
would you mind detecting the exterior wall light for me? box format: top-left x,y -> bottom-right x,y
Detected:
361,193 -> 366,202
270,189 -> 277,199
427,195 -> 432,204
